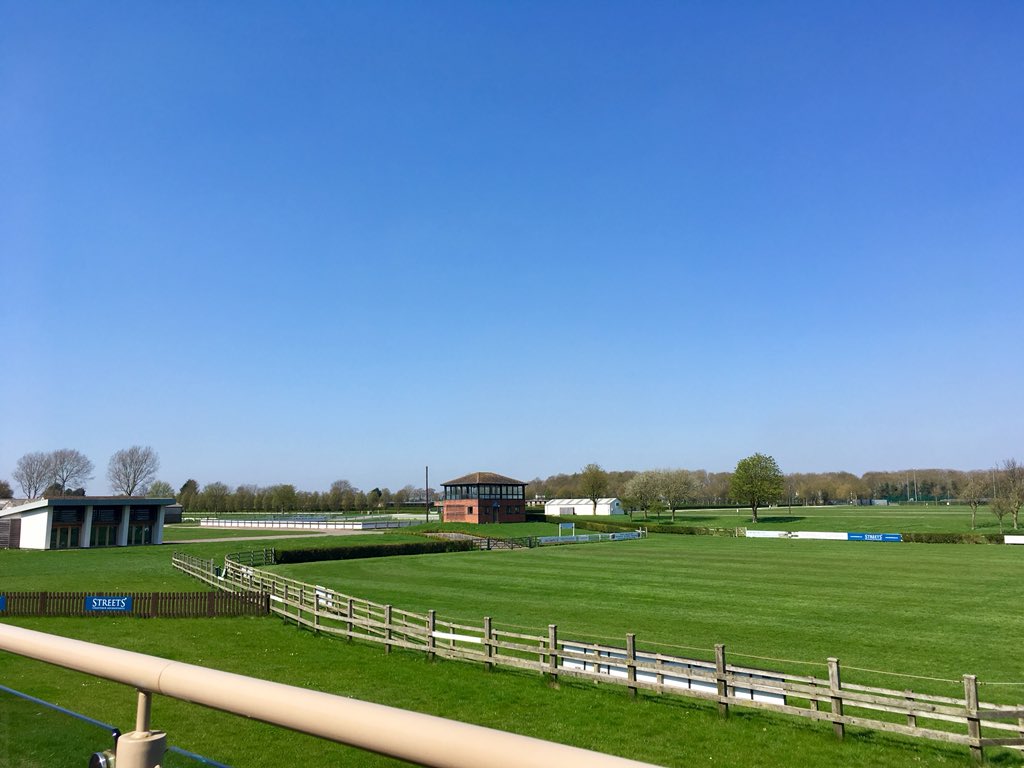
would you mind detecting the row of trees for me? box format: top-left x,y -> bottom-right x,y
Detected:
175,478 -> 436,515
527,465 -> 1018,508
573,456 -> 783,524
4,449 -> 1020,530
7,446 -> 161,498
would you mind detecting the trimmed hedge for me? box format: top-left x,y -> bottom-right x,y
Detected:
560,517 -> 742,537
898,532 -> 1004,545
276,539 -> 475,565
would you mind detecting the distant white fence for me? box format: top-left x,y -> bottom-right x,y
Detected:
197,518 -> 418,531
745,530 -> 903,542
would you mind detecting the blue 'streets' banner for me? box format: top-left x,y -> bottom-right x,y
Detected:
0,595 -> 6,612
85,596 -> 133,612
847,533 -> 902,542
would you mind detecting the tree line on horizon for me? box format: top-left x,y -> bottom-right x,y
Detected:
3,449 -> 1020,530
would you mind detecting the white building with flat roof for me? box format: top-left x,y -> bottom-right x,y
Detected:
544,498 -> 625,517
0,496 -> 173,550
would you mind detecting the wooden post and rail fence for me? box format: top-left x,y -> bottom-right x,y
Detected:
0,590 -> 268,618
171,550 -> 1024,762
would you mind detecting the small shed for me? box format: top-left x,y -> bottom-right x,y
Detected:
544,498 -> 625,517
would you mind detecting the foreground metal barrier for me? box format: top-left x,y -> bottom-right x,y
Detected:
0,623 -> 660,768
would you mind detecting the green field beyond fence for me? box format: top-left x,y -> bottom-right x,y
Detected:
171,545 -> 1024,762
615,503 -> 1012,534
3,530 -> 1024,767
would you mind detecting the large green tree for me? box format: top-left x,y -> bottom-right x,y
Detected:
579,463 -> 608,516
147,480 -> 175,498
731,453 -> 784,524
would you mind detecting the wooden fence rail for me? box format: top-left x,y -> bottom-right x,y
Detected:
171,551 -> 1024,762
0,590 -> 269,618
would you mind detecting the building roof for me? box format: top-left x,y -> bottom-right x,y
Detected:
0,496 -> 175,519
442,472 -> 526,486
544,498 -> 621,506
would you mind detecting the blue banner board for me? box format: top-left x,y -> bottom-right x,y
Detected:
0,595 -> 5,612
85,596 -> 133,612
847,533 -> 902,542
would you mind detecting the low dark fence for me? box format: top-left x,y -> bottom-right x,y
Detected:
0,591 -> 269,618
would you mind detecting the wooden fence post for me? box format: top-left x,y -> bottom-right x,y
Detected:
963,674 -> 983,764
548,625 -> 558,683
347,597 -> 355,640
828,657 -> 844,740
905,690 -> 916,728
715,644 -> 729,718
427,610 -> 436,661
384,605 -> 393,654
484,617 -> 494,672
626,633 -> 637,699
207,591 -> 216,618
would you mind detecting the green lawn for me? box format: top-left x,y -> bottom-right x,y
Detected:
3,532 -> 1024,766
269,535 -> 1024,697
162,524 -> 338,541
617,503 -> 1010,534
0,533 -> 424,591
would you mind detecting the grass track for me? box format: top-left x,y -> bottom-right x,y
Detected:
269,535 -> 1024,697
3,532 -> 1024,766
629,503 -> 1011,533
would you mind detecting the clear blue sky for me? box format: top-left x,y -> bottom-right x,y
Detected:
2,1 -> 1022,494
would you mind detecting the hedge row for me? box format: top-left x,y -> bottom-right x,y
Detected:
898,532 -> 1004,544
276,539 -> 476,565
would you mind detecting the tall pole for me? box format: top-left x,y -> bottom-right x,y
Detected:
425,465 -> 430,522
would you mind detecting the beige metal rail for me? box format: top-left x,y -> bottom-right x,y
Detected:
0,623 -> 661,768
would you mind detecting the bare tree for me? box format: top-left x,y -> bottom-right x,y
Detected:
623,471 -> 659,520
657,469 -> 696,522
1000,459 -> 1024,531
12,451 -> 53,498
107,446 -> 160,496
992,496 -> 1012,534
959,473 -> 988,531
49,448 -> 94,494
579,463 -> 608,516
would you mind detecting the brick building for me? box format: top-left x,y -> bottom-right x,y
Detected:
441,472 -> 527,524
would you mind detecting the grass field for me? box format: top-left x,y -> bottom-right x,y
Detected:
162,524 -> 339,541
617,503 -> 1012,534
3,531 -> 1024,766
268,535 -> 1024,693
